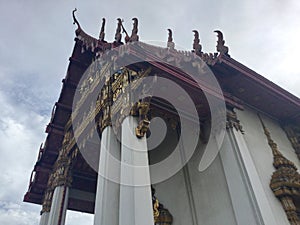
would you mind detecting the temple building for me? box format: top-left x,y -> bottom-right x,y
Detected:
24,9 -> 300,225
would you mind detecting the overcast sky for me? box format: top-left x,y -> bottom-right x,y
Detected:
0,0 -> 299,224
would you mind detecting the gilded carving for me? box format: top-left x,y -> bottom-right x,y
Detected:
51,132 -> 74,189
136,119 -> 150,138
131,100 -> 151,138
152,187 -> 173,224
259,115 -> 300,225
41,174 -> 55,213
226,108 -> 244,134
284,124 -> 300,160
51,153 -> 72,188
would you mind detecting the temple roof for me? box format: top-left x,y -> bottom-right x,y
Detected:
23,11 -> 300,213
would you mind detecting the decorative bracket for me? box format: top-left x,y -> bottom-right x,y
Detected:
133,101 -> 151,138
226,108 -> 244,134
136,119 -> 150,138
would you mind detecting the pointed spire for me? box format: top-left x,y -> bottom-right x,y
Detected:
192,30 -> 202,56
99,18 -> 106,42
167,29 -> 175,49
214,30 -> 229,56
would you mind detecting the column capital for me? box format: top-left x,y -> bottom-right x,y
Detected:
41,169 -> 56,214
41,188 -> 53,214
52,153 -> 72,188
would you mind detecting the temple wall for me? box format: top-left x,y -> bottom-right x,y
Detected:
149,106 -> 300,225
236,107 -> 300,225
151,123 -> 237,225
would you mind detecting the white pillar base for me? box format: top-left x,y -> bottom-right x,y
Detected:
94,126 -> 120,225
119,116 -> 154,225
47,186 -> 69,225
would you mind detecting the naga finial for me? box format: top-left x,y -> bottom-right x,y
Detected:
167,29 -> 175,49
192,30 -> 202,56
130,18 -> 139,42
99,18 -> 106,42
214,30 -> 229,56
115,18 -> 123,43
72,8 -> 81,29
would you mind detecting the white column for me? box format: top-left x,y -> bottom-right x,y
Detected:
39,212 -> 49,225
220,128 -> 278,225
47,186 -> 69,225
94,126 -> 120,225
119,116 -> 154,225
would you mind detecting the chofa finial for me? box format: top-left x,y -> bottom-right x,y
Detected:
130,18 -> 139,42
72,8 -> 81,29
192,30 -> 202,56
99,18 -> 106,42
214,30 -> 229,56
167,29 -> 175,49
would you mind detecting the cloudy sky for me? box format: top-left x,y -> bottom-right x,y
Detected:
0,0 -> 299,224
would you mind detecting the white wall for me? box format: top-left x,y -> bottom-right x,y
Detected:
237,107 -> 300,225
151,124 -> 237,225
